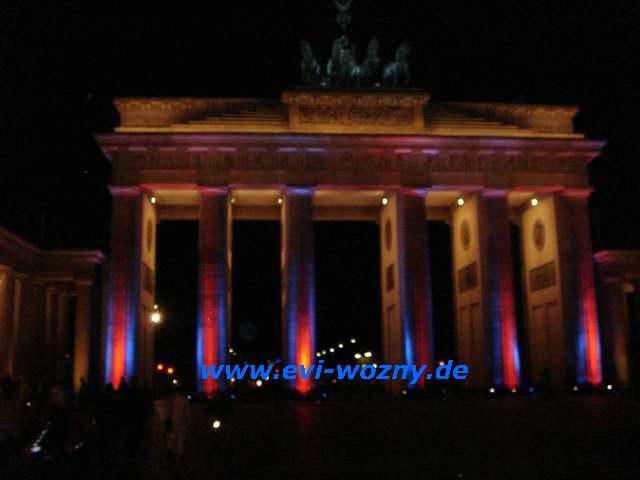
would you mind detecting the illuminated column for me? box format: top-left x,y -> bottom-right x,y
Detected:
281,187 -> 316,394
197,188 -> 229,396
598,278 -> 629,385
478,191 -> 520,389
555,191 -> 602,386
56,289 -> 71,382
105,186 -> 143,388
379,190 -> 434,390
74,280 -> 93,391
0,267 -> 15,376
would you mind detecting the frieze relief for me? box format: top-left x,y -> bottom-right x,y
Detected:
109,147 -> 589,182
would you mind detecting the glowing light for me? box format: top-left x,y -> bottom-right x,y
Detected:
350,338 -> 356,344
228,348 -> 234,353
26,401 -> 32,407
530,198 -> 539,207
606,384 -> 613,391
438,360 -> 445,366
354,353 -> 362,359
153,304 -> 159,310
373,363 -> 377,368
167,367 -> 175,375
256,380 -> 263,387
150,196 -> 157,204
151,311 -> 162,324
511,388 -> 517,393
230,377 -> 236,383
489,388 -> 495,394
338,343 -> 344,349
364,351 -> 372,358
329,347 -> 335,353
316,352 -> 321,358
401,389 -> 407,395
156,363 -> 164,371
382,197 -> 389,206
457,197 -> 465,206
528,387 -> 535,393
573,385 -> 579,392
172,379 -> 178,385
230,197 -> 236,204
212,419 -> 221,430
322,350 -> 327,355
277,197 -> 283,205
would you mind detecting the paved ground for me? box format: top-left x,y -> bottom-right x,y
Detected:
3,392 -> 640,479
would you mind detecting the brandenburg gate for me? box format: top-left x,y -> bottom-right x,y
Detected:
96,90 -> 605,395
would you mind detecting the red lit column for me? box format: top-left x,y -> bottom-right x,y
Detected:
197,188 -> 229,396
281,187 -> 316,394
401,191 -> 434,387
74,280 -> 93,391
105,186 -> 142,388
556,191 -> 602,386
478,191 -> 520,389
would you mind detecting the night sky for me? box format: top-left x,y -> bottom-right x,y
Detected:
2,1 -> 640,384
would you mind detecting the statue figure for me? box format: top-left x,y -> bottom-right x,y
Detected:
333,0 -> 353,33
326,35 -> 358,86
358,37 -> 383,86
383,42 -> 412,87
300,41 -> 322,85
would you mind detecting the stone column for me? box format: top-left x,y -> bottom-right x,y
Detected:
56,289 -> 71,382
197,188 -> 229,396
556,191 -> 603,386
74,280 -> 93,391
0,267 -> 15,376
379,190 -> 434,390
105,186 -> 142,388
478,191 -> 521,389
599,279 -> 629,385
45,287 -> 58,380
281,187 -> 316,394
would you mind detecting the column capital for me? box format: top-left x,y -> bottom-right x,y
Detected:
561,188 -> 593,198
481,188 -> 510,198
109,185 -> 142,196
198,186 -> 228,196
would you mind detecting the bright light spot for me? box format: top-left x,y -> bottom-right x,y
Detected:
229,348 -> 234,353
511,388 -> 517,394
382,197 -> 389,206
26,401 -> 32,407
256,380 -> 263,387
156,363 -> 164,371
457,197 -> 465,206
573,385 -> 579,391
167,367 -> 174,375
153,304 -> 159,310
364,351 -> 372,358
187,395 -> 192,400
322,350 -> 327,355
373,363 -> 377,368
212,420 -> 221,430
606,384 -> 613,391
151,311 -> 162,324
172,379 -> 178,385
231,197 -> 236,204
531,198 -> 539,207
354,353 -> 362,359
150,196 -> 157,205
350,338 -> 356,344
277,197 -> 283,205
316,352 -> 321,358
230,377 -> 236,383
30,445 -> 42,454
329,348 -> 335,353
338,343 -> 344,349
489,388 -> 495,394
401,389 -> 407,395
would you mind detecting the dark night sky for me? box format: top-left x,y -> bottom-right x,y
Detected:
2,1 -> 640,378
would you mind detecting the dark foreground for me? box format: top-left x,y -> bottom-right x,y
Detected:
2,392 -> 639,480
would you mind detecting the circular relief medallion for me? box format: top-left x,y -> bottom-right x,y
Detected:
146,219 -> 153,253
533,219 -> 546,252
460,219 -> 471,251
385,219 -> 392,251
